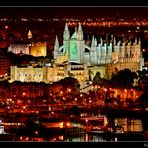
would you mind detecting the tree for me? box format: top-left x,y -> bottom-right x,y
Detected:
93,71 -> 101,84
139,91 -> 148,109
58,77 -> 80,92
110,68 -> 137,88
93,71 -> 109,87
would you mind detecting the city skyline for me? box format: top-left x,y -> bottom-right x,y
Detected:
0,5 -> 147,143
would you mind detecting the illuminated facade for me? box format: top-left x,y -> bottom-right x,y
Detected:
8,44 -> 30,55
10,62 -> 88,84
30,42 -> 47,57
10,65 -> 55,83
8,41 -> 47,57
54,23 -> 144,79
10,23 -> 144,85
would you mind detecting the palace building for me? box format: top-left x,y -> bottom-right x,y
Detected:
8,30 -> 47,57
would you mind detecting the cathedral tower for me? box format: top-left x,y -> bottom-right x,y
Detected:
54,35 -> 59,60
63,23 -> 70,54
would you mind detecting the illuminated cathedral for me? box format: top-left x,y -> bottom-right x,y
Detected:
10,23 -> 144,87
54,23 -> 144,78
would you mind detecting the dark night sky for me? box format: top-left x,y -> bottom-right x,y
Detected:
0,0 -> 148,6
0,7 -> 148,19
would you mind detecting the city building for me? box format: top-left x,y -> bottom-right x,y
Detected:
8,41 -> 47,57
8,44 -> 30,55
0,49 -> 11,79
10,65 -> 55,83
10,62 -> 88,85
29,41 -> 47,57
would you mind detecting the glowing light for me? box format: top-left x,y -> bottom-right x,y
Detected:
5,25 -> 8,29
35,131 -> 38,135
66,122 -> 71,127
58,135 -> 64,141
143,49 -> 145,52
49,107 -> 51,111
89,100 -> 92,103
20,137 -> 23,140
22,92 -> 26,96
104,88 -> 107,92
67,88 -> 71,93
59,122 -> 64,128
85,134 -> 88,142
115,137 -> 117,142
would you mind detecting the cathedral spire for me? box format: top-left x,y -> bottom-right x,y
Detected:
91,36 -> 95,47
71,27 -> 77,39
94,38 -> 97,47
91,36 -> 97,48
100,37 -> 103,45
63,23 -> 70,40
54,35 -> 59,60
77,23 -> 83,40
64,23 -> 69,31
55,35 -> 59,48
111,34 -> 114,43
78,22 -> 82,31
113,37 -> 116,46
